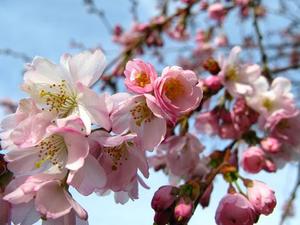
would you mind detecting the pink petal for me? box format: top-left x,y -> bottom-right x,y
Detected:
64,133 -> 89,171
68,155 -> 107,196
77,83 -> 111,131
35,181 -> 72,219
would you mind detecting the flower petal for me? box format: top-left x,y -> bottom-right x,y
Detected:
35,181 -> 72,219
68,49 -> 106,87
68,155 -> 107,195
64,133 -> 89,171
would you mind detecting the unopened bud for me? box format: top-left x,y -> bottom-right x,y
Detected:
203,58 -> 221,75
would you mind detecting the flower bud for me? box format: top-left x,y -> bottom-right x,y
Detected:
215,193 -> 257,225
174,199 -> 193,221
241,147 -> 266,173
247,181 -> 276,215
151,185 -> 177,212
203,58 -> 221,75
204,76 -> 222,92
199,184 -> 213,208
208,3 -> 226,21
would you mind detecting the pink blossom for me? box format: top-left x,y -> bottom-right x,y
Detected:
195,111 -> 219,135
208,3 -> 227,22
218,46 -> 261,97
155,133 -> 204,181
261,137 -> 282,153
262,112 -> 300,166
247,181 -> 276,215
215,193 -> 257,225
241,146 -> 266,174
231,98 -> 258,133
4,172 -> 88,221
154,66 -> 203,124
124,59 -> 158,94
21,49 -> 111,134
111,94 -> 167,150
90,131 -> 149,202
0,98 -> 54,149
4,118 -> 89,175
151,185 -> 177,212
267,112 -> 300,148
67,154 -> 107,196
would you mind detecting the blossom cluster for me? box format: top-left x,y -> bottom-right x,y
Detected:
0,44 -> 298,225
0,49 -> 202,224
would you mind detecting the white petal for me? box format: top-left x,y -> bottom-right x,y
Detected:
68,49 -> 106,87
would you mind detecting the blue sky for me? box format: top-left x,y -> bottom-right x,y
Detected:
0,0 -> 299,224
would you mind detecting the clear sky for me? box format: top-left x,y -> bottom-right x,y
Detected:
0,0 -> 299,224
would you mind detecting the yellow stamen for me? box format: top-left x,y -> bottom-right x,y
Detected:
262,98 -> 273,111
164,78 -> 185,101
135,72 -> 150,88
39,80 -> 77,117
130,101 -> 154,126
225,67 -> 238,81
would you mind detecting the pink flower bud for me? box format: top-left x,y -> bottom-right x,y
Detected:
174,199 -> 193,221
113,25 -> 123,36
204,76 -> 222,91
241,147 -> 265,173
261,137 -> 282,153
247,181 -> 276,215
151,186 -> 177,212
215,193 -> 257,225
208,3 -> 226,21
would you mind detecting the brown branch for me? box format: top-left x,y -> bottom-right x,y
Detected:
272,64 -> 300,74
252,0 -> 272,81
0,48 -> 31,62
184,141 -> 236,225
129,0 -> 139,22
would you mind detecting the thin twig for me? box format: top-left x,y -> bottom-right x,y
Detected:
129,0 -> 139,22
0,48 -> 31,62
252,0 -> 272,81
279,163 -> 300,225
272,64 -> 300,74
83,0 -> 113,33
